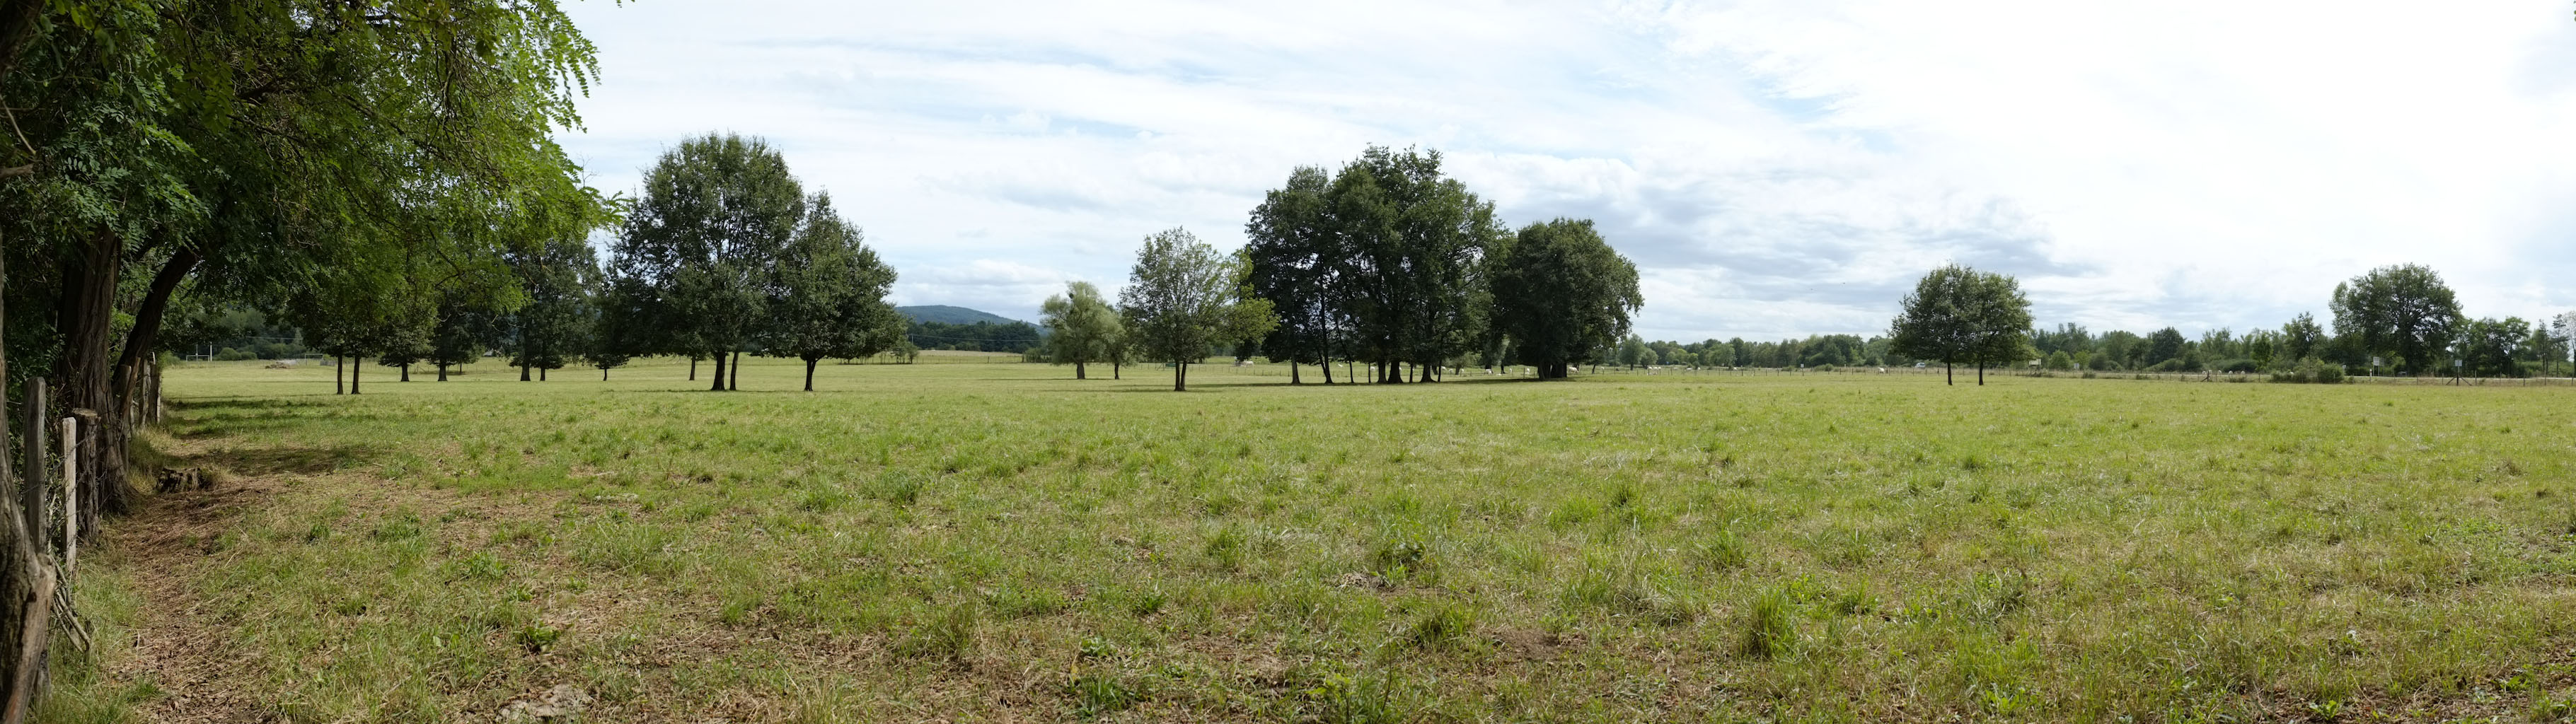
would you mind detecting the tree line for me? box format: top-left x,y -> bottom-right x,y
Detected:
1613,262 -> 2575,386
0,0 -> 623,711
1040,146 -> 1648,389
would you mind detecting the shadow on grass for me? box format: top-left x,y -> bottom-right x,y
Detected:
169,397 -> 335,412
196,442 -> 383,477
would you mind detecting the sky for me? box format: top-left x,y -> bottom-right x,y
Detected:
553,1 -> 2576,343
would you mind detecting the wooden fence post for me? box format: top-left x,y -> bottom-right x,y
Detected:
57,417 -> 74,575
18,381 -> 40,559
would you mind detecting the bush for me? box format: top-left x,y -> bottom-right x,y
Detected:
215,347 -> 257,361
2044,351 -> 2075,370
2269,358 -> 2346,384
2217,358 -> 2260,373
2148,359 -> 2185,373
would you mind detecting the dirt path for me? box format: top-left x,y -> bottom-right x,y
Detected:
95,468 -> 285,723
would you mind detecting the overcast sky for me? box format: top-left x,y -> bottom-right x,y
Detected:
554,1 -> 2576,342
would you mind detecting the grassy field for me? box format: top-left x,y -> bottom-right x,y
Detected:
37,356 -> 2576,723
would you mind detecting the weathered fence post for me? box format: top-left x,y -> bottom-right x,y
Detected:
57,417 -> 74,575
19,381 -> 41,559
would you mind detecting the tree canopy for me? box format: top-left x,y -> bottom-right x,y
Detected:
2329,264 -> 2461,375
1120,228 -> 1277,392
1888,264 -> 2033,386
1488,218 -> 1641,379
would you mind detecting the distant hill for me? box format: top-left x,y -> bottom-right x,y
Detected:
895,305 -> 1025,326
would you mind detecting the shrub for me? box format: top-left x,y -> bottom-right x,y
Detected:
2270,358 -> 2346,384
215,347 -> 257,361
2217,358 -> 2260,373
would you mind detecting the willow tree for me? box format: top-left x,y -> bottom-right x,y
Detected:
1039,281 -> 1121,380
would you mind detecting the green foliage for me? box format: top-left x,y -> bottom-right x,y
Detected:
759,193 -> 903,387
1040,281 -> 1124,378
1484,216 -> 1643,379
1119,228 -> 1277,390
2330,264 -> 2463,375
608,133 -> 807,375
1888,264 -> 2034,384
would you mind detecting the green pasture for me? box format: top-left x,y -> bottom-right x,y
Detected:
42,356 -> 2576,723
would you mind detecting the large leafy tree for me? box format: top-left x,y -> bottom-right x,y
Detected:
608,133 -> 805,391
1488,218 -> 1641,379
1039,281 -> 1122,380
759,194 -> 901,391
509,236 -> 598,381
1242,146 -> 1503,385
1119,228 -> 1278,392
2328,264 -> 2461,376
2,0 -> 609,535
2280,312 -> 2326,362
1888,264 -> 2033,386
586,275 -> 658,380
1244,165 -> 1342,383
2456,317 -> 2529,378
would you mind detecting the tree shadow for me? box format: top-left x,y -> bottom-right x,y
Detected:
169,397 -> 334,412
194,442 -> 383,477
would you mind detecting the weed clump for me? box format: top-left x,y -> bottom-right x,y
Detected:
1738,587 -> 1794,659
899,603 -> 979,662
1399,604 -> 1474,650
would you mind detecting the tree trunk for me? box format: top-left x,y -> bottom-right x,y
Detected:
1977,364 -> 1985,386
539,368 -> 547,382
729,351 -> 741,391
710,353 -> 728,392
57,229 -> 129,527
1113,361 -> 1121,380
336,356 -> 347,394
437,363 -> 449,382
804,358 -> 817,392
399,364 -> 410,382
1174,361 -> 1187,392
1945,362 -> 1953,386
601,367 -> 609,380
1290,363 -> 1299,385
520,364 -> 529,381
112,247 -> 201,414
1075,361 -> 1086,380
352,357 -> 362,394
689,357 -> 698,381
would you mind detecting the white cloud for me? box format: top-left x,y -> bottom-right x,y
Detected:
558,0 -> 2576,341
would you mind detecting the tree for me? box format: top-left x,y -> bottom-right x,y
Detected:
2144,328 -> 2186,368
429,298 -> 502,382
2280,312 -> 2325,361
608,133 -> 806,391
1888,264 -> 2033,385
2329,264 -> 2461,376
508,236 -> 596,382
2457,317 -> 2529,378
758,194 -> 902,391
1041,281 -> 1123,380
1487,218 -> 1642,379
2519,317 -> 2568,378
1119,228 -> 1278,391
1616,335 -> 1650,370
1245,165 -> 1342,383
1240,146 -> 1503,385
